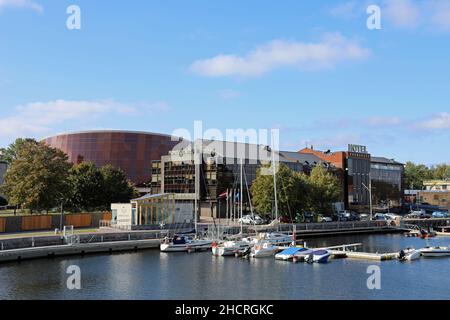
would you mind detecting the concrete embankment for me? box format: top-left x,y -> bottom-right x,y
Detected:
0,238 -> 160,263
0,229 -> 165,263
295,226 -> 404,238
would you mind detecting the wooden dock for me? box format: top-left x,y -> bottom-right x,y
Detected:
330,250 -> 397,261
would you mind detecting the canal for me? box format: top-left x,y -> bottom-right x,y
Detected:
1,234 -> 449,300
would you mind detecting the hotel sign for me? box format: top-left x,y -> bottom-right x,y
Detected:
348,144 -> 368,154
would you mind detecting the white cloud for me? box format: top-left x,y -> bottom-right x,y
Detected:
418,112 -> 450,130
190,33 -> 370,77
0,99 -> 170,142
0,0 -> 43,13
430,0 -> 450,31
365,116 -> 402,127
218,89 -> 240,100
328,1 -> 361,19
384,0 -> 420,28
299,133 -> 362,150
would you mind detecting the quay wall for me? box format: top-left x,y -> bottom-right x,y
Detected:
0,230 -> 162,251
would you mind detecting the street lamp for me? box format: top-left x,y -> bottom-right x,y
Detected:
59,198 -> 65,232
362,180 -> 373,221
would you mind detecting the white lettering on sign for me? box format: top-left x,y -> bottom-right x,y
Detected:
348,144 -> 368,154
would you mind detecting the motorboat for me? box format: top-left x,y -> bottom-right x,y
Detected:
397,248 -> 421,261
293,248 -> 314,261
275,247 -> 308,261
211,240 -> 251,256
255,232 -> 294,245
160,235 -> 213,252
304,250 -> 331,264
250,242 -> 280,258
420,246 -> 450,257
419,228 -> 437,239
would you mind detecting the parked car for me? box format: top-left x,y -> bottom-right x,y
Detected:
279,216 -> 295,223
349,212 -> 360,221
372,213 -> 387,221
419,212 -> 432,219
384,213 -> 400,221
405,212 -> 420,219
359,213 -> 370,221
432,211 -> 449,218
333,211 -> 349,222
239,214 -> 265,225
319,215 -> 333,223
302,212 -> 315,223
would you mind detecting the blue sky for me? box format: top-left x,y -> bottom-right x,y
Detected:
0,0 -> 449,165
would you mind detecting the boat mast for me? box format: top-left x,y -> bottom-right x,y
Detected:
272,135 -> 278,223
240,157 -> 243,235
194,141 -> 200,237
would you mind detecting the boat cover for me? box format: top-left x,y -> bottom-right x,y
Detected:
278,247 -> 305,255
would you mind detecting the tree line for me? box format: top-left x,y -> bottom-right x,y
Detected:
0,138 -> 137,213
250,164 -> 341,219
404,162 -> 450,190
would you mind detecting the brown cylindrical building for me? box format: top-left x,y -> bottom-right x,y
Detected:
43,130 -> 181,186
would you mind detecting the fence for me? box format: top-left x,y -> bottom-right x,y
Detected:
21,216 -> 52,231
0,212 -> 112,233
65,214 -> 92,228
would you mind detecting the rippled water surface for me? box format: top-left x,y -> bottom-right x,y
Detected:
1,234 -> 449,300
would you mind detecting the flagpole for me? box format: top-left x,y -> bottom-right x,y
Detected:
226,189 -> 229,225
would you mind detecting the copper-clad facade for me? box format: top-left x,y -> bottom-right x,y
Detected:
43,131 -> 181,186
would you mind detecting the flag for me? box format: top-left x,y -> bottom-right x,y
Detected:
218,191 -> 228,199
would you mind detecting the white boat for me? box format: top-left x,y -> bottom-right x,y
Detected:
160,235 -> 213,252
305,250 -> 331,263
293,248 -> 314,260
250,242 -> 280,258
275,247 -> 308,261
255,232 -> 293,245
420,246 -> 450,257
397,248 -> 421,261
212,240 -> 251,256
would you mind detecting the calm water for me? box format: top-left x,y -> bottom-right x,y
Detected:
1,234 -> 450,300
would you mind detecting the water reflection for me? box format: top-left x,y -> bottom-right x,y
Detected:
1,234 -> 449,300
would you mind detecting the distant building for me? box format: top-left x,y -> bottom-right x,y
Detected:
423,180 -> 450,191
43,130 -> 182,188
299,145 -> 404,211
151,139 -> 328,219
415,180 -> 450,210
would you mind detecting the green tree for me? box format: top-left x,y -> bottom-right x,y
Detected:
100,164 -> 137,209
67,163 -> 137,211
251,164 -> 309,219
308,166 -> 341,216
404,162 -> 432,189
430,164 -> 450,180
67,162 -> 104,211
0,138 -> 36,164
1,140 -> 71,212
